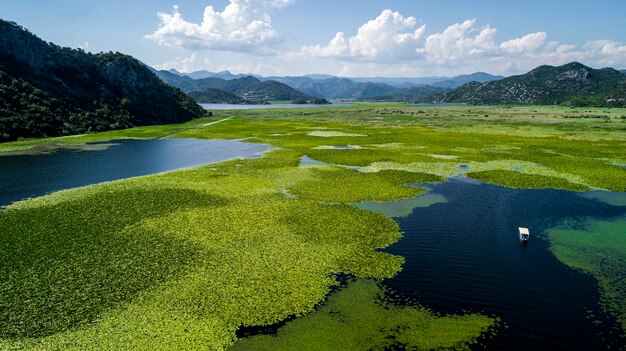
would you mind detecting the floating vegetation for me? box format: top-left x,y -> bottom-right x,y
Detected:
0,163 -> 408,349
354,193 -> 448,218
289,167 -> 442,203
466,170 -> 590,191
307,131 -> 366,137
363,161 -> 460,178
366,142 -> 410,149
426,154 -> 459,160
312,145 -> 362,149
231,278 -> 497,351
579,191 -> 626,207
547,216 -> 626,333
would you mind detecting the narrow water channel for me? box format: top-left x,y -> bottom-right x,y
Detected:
0,138 -> 269,207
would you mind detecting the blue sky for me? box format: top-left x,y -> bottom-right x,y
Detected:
1,0 -> 625,77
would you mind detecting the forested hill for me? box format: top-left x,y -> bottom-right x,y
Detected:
188,89 -> 247,104
155,71 -> 329,104
431,62 -> 626,107
0,19 -> 205,142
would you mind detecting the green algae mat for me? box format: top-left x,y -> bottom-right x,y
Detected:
1,104 -> 625,349
548,215 -> 626,333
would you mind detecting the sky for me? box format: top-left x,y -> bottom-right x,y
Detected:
1,0 -> 626,77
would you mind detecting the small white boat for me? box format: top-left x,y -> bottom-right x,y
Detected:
519,227 -> 530,243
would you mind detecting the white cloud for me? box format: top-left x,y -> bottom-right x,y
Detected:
417,19 -> 497,64
296,12 -> 626,75
145,0 -> 295,55
302,9 -> 425,61
500,32 -> 547,54
148,7 -> 626,77
582,40 -> 626,65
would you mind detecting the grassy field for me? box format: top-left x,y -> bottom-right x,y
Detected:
1,103 -> 625,349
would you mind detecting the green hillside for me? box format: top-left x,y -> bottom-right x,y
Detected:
433,62 -> 626,107
0,19 -> 205,142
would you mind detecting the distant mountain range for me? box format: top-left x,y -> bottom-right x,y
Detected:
158,70 -> 504,100
621,69 -> 626,75
188,88 -> 248,104
431,62 -> 626,107
359,86 -> 450,103
271,77 -> 400,99
154,70 -> 328,104
0,19 -> 204,142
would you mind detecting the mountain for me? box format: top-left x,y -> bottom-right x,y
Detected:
262,76 -> 316,90
154,71 -> 328,104
267,73 -> 501,98
150,68 -> 197,92
347,73 -> 503,88
167,68 -> 183,76
432,62 -> 626,107
188,89 -> 248,104
0,19 -> 205,142
264,77 -> 399,99
621,69 -> 626,75
430,72 -> 504,89
349,76 -> 444,87
153,69 -> 505,99
185,70 -> 257,80
360,85 -> 450,102
298,78 -> 398,99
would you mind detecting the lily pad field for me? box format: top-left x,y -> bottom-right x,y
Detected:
1,104 -> 625,350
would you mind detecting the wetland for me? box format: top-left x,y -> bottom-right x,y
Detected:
1,104 -> 625,350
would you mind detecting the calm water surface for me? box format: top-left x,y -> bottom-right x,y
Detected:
0,138 -> 269,207
381,178 -> 626,350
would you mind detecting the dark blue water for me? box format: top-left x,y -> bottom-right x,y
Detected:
383,178 -> 626,350
0,138 -> 269,207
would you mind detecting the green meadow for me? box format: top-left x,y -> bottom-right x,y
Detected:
1,104 -> 625,349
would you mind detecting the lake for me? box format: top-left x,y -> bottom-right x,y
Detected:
200,103 -> 350,110
2,141 -> 625,349
367,178 -> 626,350
0,138 -> 269,207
